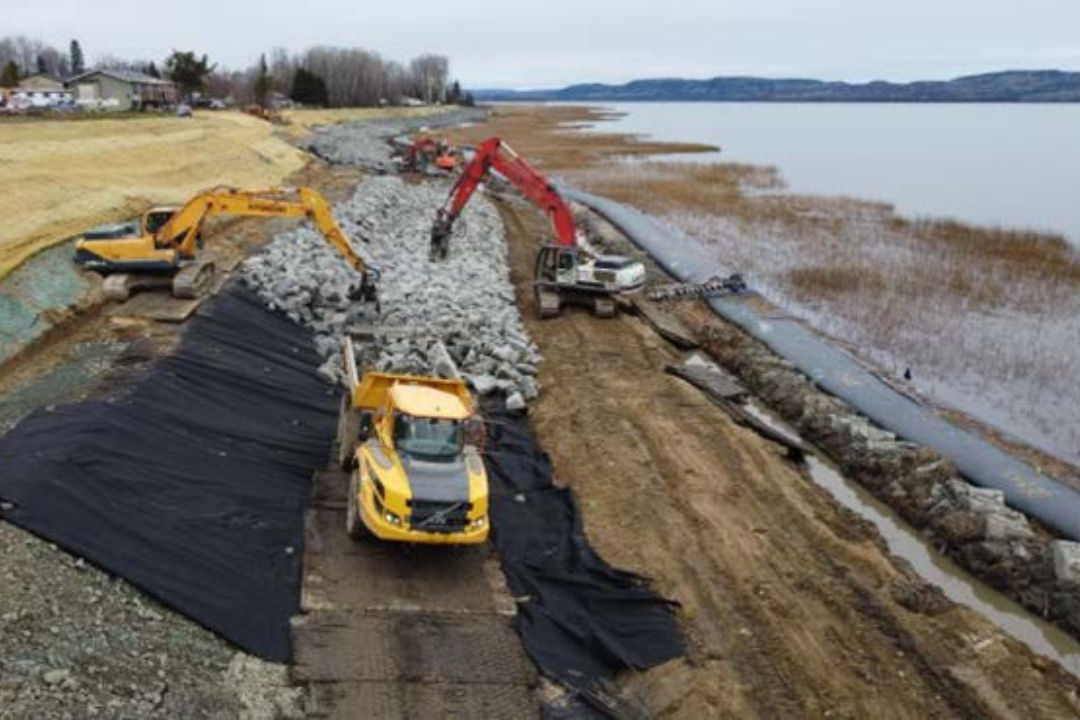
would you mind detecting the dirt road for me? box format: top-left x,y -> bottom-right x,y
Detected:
292,469 -> 538,718
498,203 -> 1080,718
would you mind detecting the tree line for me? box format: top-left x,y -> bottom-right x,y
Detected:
0,35 -> 473,108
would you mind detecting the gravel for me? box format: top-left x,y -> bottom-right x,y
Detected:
306,108 -> 488,172
240,175 -> 541,407
0,521 -> 303,719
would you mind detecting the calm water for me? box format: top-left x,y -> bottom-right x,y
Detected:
586,102 -> 1080,244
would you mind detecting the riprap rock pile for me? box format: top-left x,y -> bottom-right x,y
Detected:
240,175 -> 540,407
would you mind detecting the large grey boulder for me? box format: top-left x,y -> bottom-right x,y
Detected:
238,174 -> 541,406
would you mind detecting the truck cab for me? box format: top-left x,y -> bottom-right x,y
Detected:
337,341 -> 489,545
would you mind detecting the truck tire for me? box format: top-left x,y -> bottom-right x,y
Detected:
345,470 -> 370,540
336,392 -> 359,470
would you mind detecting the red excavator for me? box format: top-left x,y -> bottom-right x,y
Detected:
430,137 -> 645,318
395,137 -> 460,173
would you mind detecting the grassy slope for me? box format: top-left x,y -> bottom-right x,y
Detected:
0,106 -> 443,282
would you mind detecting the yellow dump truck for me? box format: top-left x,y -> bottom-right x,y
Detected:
335,339 -> 489,544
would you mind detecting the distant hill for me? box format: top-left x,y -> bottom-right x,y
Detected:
475,71 -> 1080,102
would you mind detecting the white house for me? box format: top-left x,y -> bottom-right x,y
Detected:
12,74 -> 72,107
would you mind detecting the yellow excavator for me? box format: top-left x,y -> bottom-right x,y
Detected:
74,186 -> 379,306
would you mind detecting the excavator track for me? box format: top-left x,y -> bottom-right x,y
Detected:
536,288 -> 562,319
102,273 -> 135,302
171,261 -> 216,299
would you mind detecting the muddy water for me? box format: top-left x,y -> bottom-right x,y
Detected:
743,402 -> 1080,677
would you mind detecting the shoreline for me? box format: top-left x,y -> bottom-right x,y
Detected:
463,104 -> 1079,476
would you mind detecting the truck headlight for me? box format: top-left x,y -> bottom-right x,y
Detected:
472,515 -> 487,529
384,511 -> 402,526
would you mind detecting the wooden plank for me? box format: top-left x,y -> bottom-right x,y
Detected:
301,506 -> 506,615
633,298 -> 699,349
109,290 -> 203,323
306,681 -> 539,720
292,611 -> 534,685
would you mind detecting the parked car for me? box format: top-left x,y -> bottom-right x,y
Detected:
176,104 -> 193,118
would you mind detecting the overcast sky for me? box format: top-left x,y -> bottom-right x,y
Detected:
12,0 -> 1080,88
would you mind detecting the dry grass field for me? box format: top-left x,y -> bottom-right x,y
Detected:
277,105 -> 444,139
0,105 -> 440,282
0,111 -> 308,281
572,158 -> 1080,464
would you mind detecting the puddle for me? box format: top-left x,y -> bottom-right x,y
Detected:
749,401 -> 1080,677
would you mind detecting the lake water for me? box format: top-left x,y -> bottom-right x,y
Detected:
584,102 -> 1080,244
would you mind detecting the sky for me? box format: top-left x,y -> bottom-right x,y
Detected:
10,0 -> 1080,88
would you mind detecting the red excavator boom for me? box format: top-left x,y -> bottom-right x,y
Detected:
432,138 -> 578,255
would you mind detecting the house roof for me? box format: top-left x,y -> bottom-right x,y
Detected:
18,74 -> 65,90
67,69 -> 175,86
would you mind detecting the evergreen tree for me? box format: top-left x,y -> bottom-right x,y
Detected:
36,55 -> 48,75
254,53 -> 272,108
69,39 -> 85,75
146,61 -> 160,78
447,80 -> 463,104
290,67 -> 328,106
165,50 -> 214,100
1,60 -> 19,88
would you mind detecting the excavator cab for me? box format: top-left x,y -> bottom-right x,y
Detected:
534,245 -> 616,319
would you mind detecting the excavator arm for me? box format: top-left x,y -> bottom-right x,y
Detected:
432,138 -> 578,255
155,186 -> 379,301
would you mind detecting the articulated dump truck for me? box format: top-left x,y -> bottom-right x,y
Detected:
335,339 -> 489,544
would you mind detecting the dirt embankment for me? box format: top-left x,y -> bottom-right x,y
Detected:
497,202 -> 1080,717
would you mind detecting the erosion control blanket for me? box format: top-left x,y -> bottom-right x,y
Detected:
565,187 -> 1080,543
482,402 -> 686,691
0,286 -> 336,661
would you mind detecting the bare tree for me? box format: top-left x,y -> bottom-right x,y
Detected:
408,54 -> 449,103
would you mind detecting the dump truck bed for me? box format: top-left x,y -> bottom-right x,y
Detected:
344,338 -> 475,415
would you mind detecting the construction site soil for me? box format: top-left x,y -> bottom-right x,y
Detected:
3,106 -> 1080,719
497,201 -> 1080,717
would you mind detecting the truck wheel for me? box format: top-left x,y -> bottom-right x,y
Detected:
345,470 -> 369,540
336,393 -> 359,470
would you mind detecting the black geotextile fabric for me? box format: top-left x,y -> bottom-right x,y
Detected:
482,401 -> 686,690
0,286 -> 337,661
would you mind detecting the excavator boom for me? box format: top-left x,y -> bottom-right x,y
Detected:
434,138 -> 578,251
156,186 -> 371,276
76,186 -> 378,305
429,137 -> 645,319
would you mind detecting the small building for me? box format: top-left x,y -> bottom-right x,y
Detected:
11,74 -> 72,107
66,69 -> 178,111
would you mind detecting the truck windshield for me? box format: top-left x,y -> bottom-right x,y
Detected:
394,416 -> 464,460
